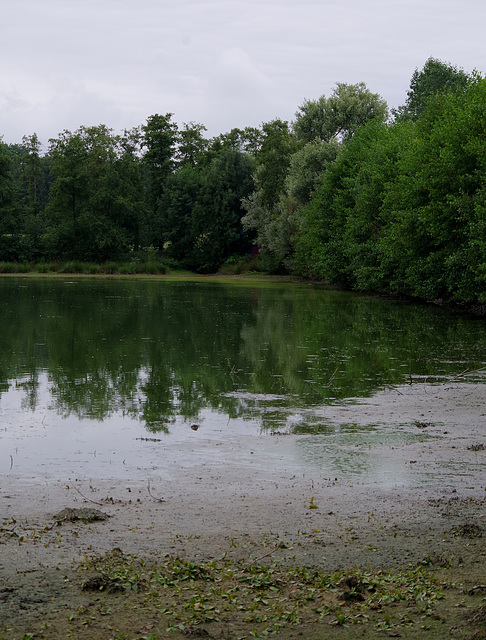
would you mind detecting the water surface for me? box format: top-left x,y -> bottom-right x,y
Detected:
1,277 -> 484,482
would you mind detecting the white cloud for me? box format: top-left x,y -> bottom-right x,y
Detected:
1,0 -> 485,144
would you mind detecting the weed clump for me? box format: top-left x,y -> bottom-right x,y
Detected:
54,507 -> 109,523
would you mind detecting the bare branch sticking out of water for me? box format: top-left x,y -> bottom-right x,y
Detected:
326,365 -> 339,387
448,366 -> 486,381
227,358 -> 239,386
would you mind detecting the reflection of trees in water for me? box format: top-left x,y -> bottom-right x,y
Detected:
0,278 -> 485,433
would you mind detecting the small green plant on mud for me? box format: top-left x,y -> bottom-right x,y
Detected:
77,547 -> 446,636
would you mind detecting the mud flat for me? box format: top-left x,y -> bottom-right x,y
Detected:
1,382 -> 486,639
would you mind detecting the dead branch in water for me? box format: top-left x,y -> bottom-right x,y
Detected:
447,366 -> 486,381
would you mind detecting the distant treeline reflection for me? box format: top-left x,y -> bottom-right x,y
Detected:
1,278 -> 484,432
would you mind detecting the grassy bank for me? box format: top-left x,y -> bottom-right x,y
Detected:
0,254 -> 263,278
0,260 -> 174,276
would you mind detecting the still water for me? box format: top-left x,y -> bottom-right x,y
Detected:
0,277 -> 485,481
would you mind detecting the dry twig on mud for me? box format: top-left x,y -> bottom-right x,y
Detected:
147,479 -> 166,502
69,483 -> 104,506
245,544 -> 283,568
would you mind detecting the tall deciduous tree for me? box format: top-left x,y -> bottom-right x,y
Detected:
395,57 -> 470,122
243,86 -> 388,273
0,140 -> 19,260
293,82 -> 388,144
255,119 -> 297,210
117,127 -> 146,252
21,133 -> 42,212
209,127 -> 264,158
141,113 -> 178,249
241,119 -> 298,272
47,128 -> 88,250
158,147 -> 254,272
294,71 -> 486,304
382,74 -> 486,302
18,134 -> 53,259
176,122 -> 208,167
155,164 -> 202,262
46,125 -> 141,261
285,138 -> 340,207
190,149 -> 254,272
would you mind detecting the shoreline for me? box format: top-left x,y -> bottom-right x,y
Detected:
2,382 -> 486,638
2,270 -> 486,317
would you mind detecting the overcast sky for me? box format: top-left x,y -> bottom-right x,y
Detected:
1,0 -> 484,147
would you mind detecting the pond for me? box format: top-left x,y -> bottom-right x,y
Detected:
0,277 -> 485,484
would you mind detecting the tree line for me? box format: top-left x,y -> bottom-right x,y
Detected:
1,57 -> 485,303
0,118 -> 259,272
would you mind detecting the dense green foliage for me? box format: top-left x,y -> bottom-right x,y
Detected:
0,119 -> 256,272
394,57 -> 470,121
295,65 -> 486,303
1,58 -> 485,302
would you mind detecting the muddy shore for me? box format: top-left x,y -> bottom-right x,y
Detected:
1,381 -> 486,639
